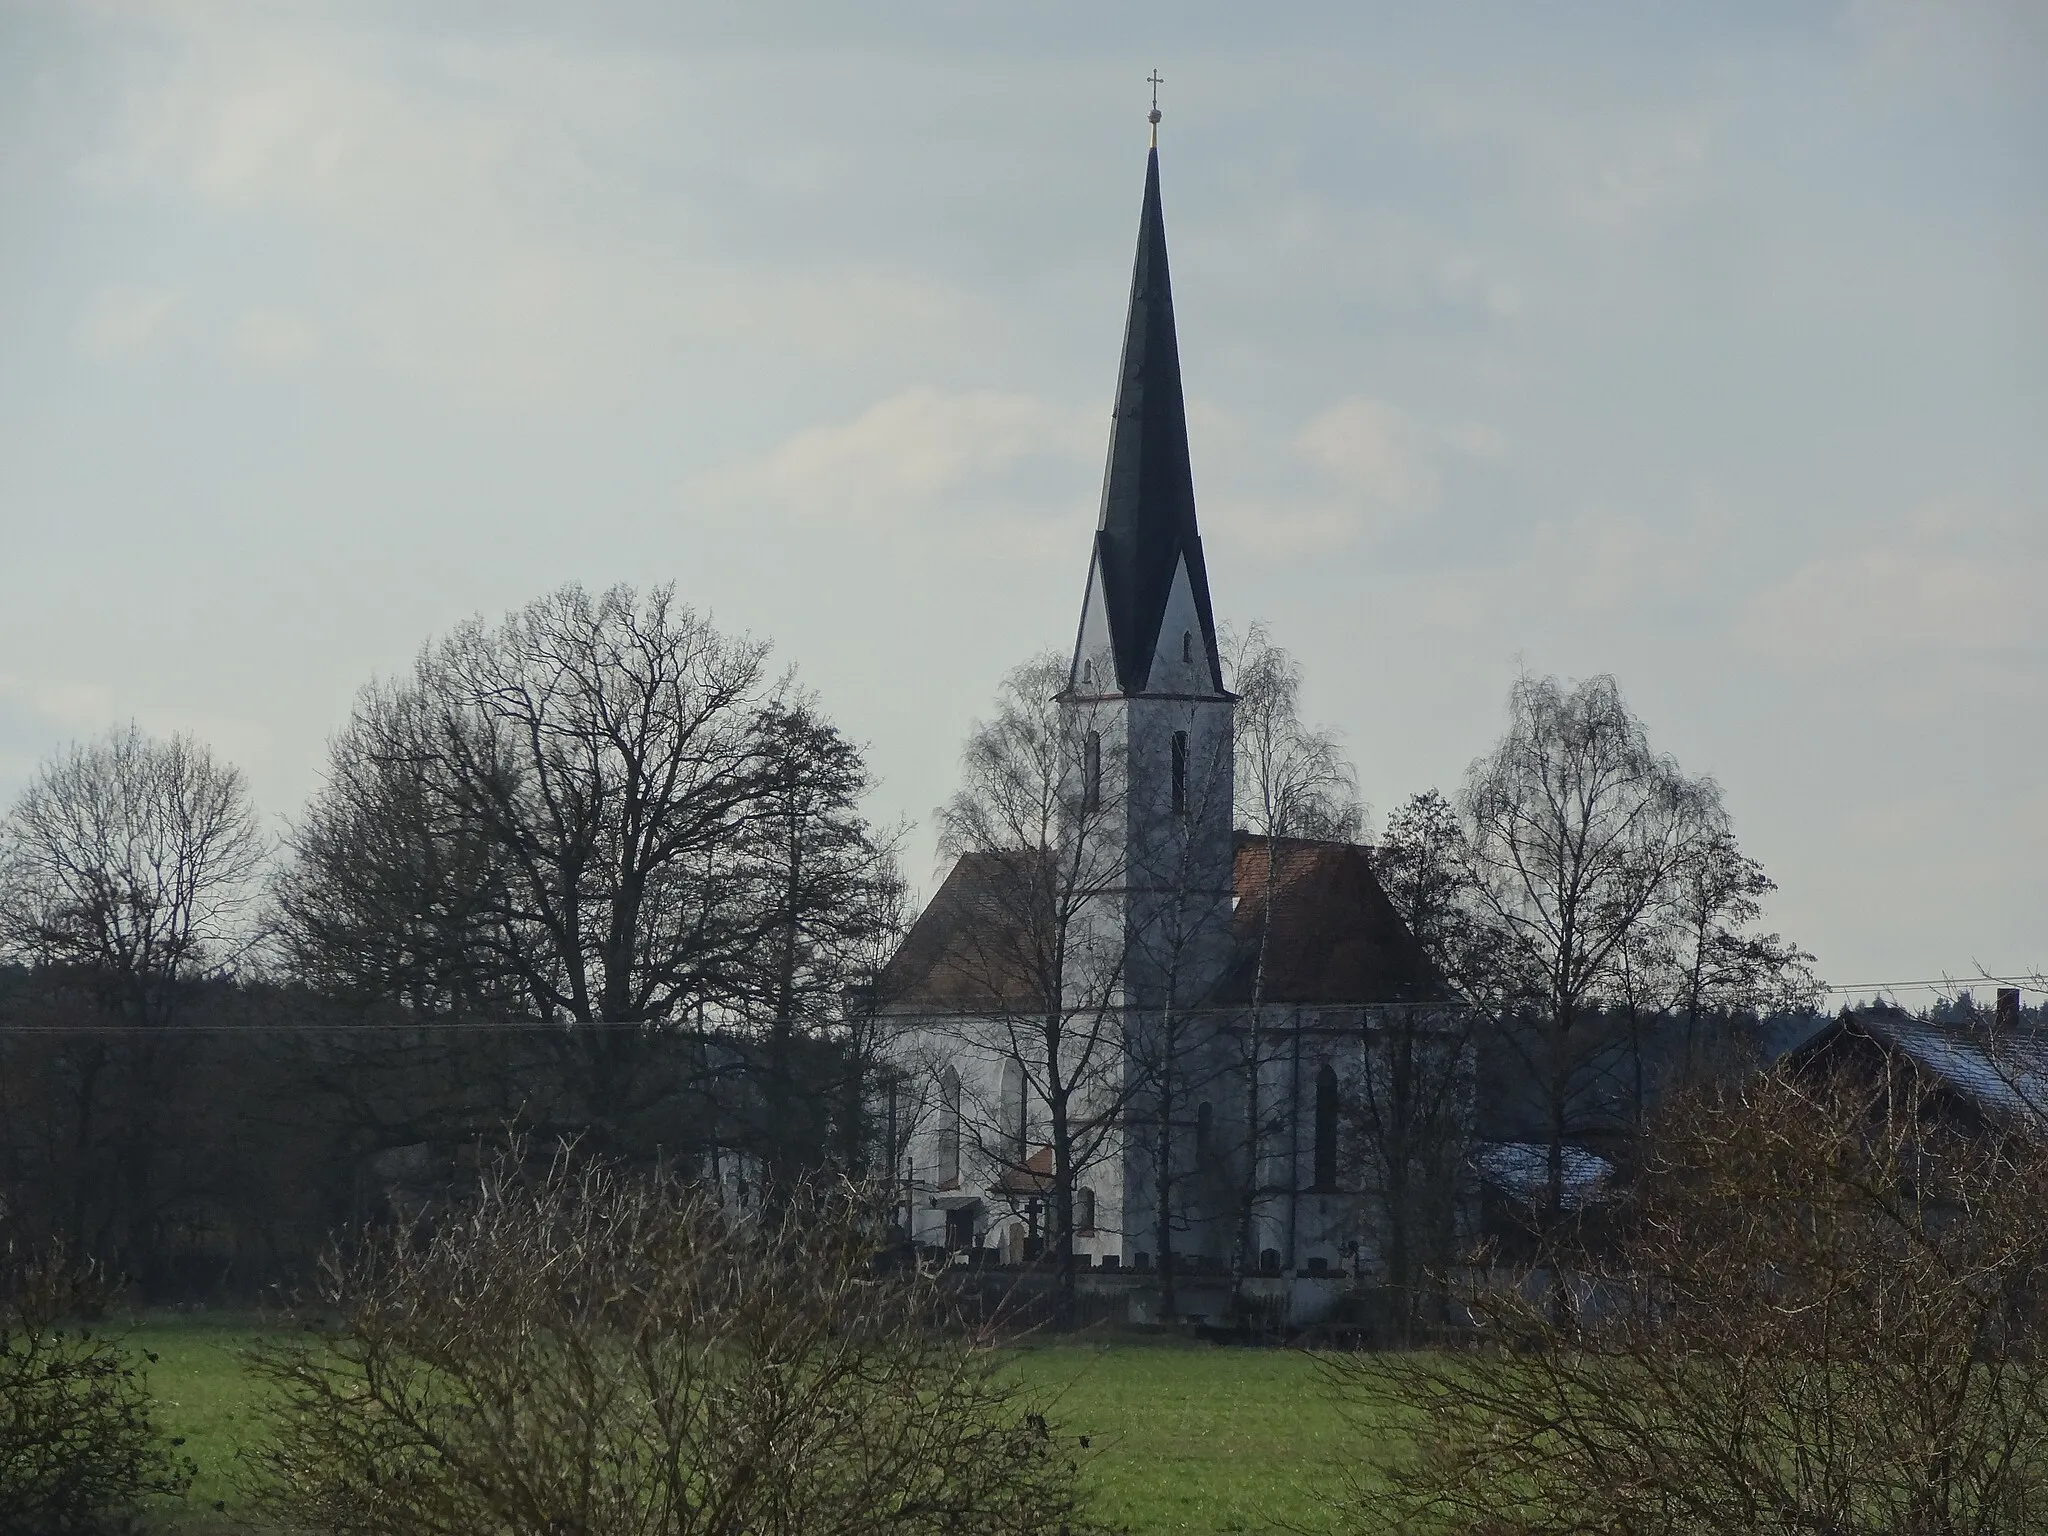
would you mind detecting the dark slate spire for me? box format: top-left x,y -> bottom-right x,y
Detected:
1088,147 -> 1225,696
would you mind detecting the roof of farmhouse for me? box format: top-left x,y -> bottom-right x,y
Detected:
1793,1007 -> 2048,1134
874,835 -> 1448,1015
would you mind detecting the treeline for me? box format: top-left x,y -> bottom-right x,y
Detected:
0,584 -> 907,1298
0,582 -> 1839,1305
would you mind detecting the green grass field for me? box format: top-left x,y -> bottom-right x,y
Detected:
125,1318 -> 1373,1535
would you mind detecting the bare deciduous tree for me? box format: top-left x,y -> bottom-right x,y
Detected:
1222,624 -> 1362,1288
1227,623 -> 1361,847
274,583 -> 901,1165
0,725 -> 265,1272
1460,673 -> 1718,1214
249,1146 -> 1091,1536
1664,827 -> 1821,1051
1314,793 -> 1483,1339
934,654 -> 1132,1324
0,724 -> 266,995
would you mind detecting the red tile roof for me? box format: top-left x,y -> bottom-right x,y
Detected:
874,850 -> 1056,1013
1221,835 -> 1446,1005
879,834 -> 1447,1012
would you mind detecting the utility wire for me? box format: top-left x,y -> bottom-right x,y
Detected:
0,982 -> 2039,1035
1820,975 -> 2042,994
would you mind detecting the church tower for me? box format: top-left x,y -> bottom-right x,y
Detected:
1064,141 -> 1236,1015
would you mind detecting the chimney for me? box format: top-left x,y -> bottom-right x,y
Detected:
1995,988 -> 2022,1031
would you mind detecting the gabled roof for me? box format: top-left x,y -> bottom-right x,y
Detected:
1085,148 -> 1224,697
1219,835 -> 1452,1006
1795,1009 -> 2048,1133
879,834 -> 1449,1014
873,851 -> 1054,1014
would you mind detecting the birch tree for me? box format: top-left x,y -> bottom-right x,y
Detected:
934,654 -> 1131,1324
1459,673 -> 1717,1216
1223,624 -> 1361,1281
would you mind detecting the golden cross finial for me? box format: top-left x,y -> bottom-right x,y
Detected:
1147,70 -> 1163,146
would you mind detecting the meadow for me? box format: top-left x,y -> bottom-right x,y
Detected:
128,1316 -> 1371,1535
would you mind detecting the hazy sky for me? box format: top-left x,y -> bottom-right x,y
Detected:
3,1 -> 2042,999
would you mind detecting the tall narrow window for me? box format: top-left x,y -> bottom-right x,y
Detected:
1313,1064 -> 1339,1189
1082,729 -> 1101,812
1171,731 -> 1188,815
1001,1058 -> 1027,1164
1182,630 -> 1193,663
1195,1100 -> 1214,1161
939,1067 -> 962,1186
1075,1186 -> 1097,1233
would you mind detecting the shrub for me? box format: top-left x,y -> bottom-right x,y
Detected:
1333,1065 -> 2048,1535
0,1247 -> 193,1534
247,1147 -> 1091,1536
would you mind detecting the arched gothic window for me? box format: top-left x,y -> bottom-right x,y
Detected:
1313,1063 -> 1340,1189
939,1067 -> 962,1186
1182,629 -> 1193,663
1195,1100 -> 1214,1161
1171,731 -> 1188,815
1082,729 -> 1101,812
1001,1058 -> 1028,1164
1074,1186 -> 1096,1233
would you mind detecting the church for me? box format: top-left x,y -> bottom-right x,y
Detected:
874,130 -> 1458,1322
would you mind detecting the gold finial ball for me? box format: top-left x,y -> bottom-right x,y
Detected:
1148,108 -> 1162,125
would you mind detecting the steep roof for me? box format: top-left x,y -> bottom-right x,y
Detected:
878,835 -> 1449,1014
1794,1009 -> 2048,1133
1085,148 -> 1224,696
872,851 -> 1053,1014
1219,835 -> 1451,1006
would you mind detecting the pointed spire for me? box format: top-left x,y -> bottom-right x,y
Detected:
1085,145 -> 1225,696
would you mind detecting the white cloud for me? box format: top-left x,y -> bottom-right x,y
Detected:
1203,397 -> 1505,558
702,386 -> 1098,545
81,15 -> 986,410
0,675 -> 116,800
1296,397 -> 1440,516
233,306 -> 320,366
1743,503 -> 2046,669
1533,119 -> 1716,238
75,284 -> 180,356
0,675 -> 115,733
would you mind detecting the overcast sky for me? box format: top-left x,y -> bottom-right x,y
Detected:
2,1 -> 2042,1000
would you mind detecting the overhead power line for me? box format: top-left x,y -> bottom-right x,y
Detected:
1820,975 -> 2041,995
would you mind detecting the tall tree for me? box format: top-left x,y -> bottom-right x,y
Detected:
1228,622 -> 1361,845
1459,673 -> 1718,1214
745,700 -> 907,1183
0,725 -> 266,1271
1222,624 -> 1362,1285
1376,790 -> 1508,1009
0,725 -> 266,994
1665,828 -> 1819,1047
933,653 -> 1134,1324
275,582 -> 899,1165
1353,790 -> 1490,1336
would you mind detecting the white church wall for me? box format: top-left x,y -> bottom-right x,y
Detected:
880,1011 -> 1131,1265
